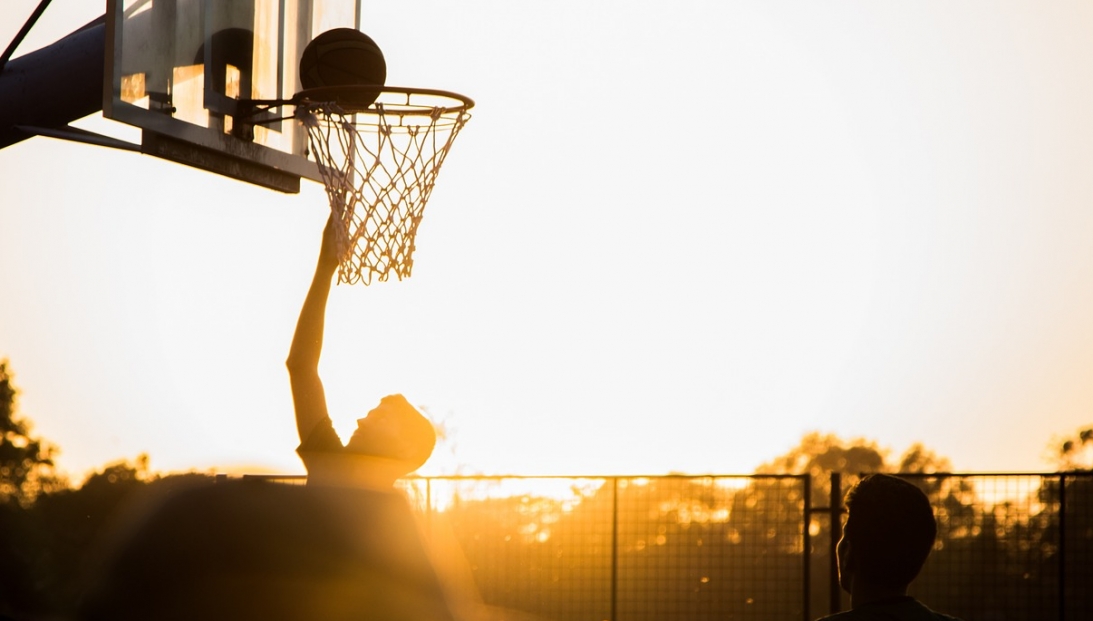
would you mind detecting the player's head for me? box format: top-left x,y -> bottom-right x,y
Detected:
837,473 -> 937,592
347,394 -> 436,471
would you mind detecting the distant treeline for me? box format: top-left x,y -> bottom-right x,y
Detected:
2,359 -> 1091,620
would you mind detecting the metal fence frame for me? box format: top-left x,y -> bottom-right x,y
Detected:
246,471 -> 1091,621
428,474 -> 813,621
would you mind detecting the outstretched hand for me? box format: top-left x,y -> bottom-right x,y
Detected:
318,215 -> 342,272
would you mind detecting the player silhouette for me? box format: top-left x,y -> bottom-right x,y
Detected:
819,473 -> 963,621
286,216 -> 437,488
77,217 -> 454,621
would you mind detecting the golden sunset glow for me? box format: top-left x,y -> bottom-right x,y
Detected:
3,1 -> 1093,484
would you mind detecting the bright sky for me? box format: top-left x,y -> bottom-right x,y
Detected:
2,1 -> 1092,481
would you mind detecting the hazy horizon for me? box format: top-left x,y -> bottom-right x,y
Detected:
3,0 -> 1092,481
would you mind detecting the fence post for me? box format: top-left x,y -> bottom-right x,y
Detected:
803,474 -> 811,621
426,478 -> 433,541
611,477 -> 618,621
1059,473 -> 1066,621
829,472 -> 842,615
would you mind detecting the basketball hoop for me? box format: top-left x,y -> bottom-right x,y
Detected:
293,86 -> 473,285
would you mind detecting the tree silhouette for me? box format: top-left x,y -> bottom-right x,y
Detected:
0,454 -> 166,617
0,359 -> 63,506
0,362 -> 214,618
0,359 -> 66,617
1053,424 -> 1093,471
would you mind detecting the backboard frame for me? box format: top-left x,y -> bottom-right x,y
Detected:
102,0 -> 362,192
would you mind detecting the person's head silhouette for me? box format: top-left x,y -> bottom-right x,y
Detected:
347,394 -> 436,470
839,473 -> 936,592
822,473 -> 961,621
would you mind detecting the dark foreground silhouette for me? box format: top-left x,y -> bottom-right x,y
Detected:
78,478 -> 454,621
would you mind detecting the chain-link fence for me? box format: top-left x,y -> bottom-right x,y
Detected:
249,472 -> 1092,621
809,472 -> 1093,621
400,476 -> 810,621
894,473 -> 1091,621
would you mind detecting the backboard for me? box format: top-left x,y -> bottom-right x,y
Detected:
104,0 -> 362,192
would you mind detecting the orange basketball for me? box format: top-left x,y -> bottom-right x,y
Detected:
299,28 -> 386,107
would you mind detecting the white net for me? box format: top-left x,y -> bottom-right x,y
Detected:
297,93 -> 471,285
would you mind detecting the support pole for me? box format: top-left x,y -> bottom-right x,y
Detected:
0,16 -> 105,150
0,0 -> 55,72
611,477 -> 619,621
802,474 -> 811,621
1058,473 -> 1066,621
829,472 -> 843,615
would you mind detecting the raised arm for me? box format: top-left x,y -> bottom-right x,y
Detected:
286,217 -> 341,443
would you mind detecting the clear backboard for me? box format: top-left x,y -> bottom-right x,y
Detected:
104,0 -> 361,192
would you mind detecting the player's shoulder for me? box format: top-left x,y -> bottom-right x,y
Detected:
816,598 -> 964,621
297,417 -> 346,459
912,598 -> 963,621
815,612 -> 858,621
